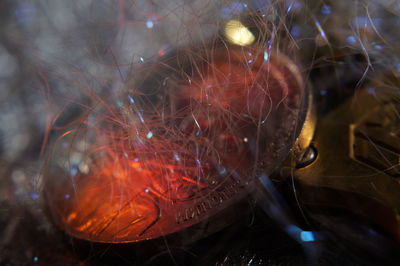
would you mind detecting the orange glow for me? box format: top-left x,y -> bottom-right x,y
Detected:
46,44 -> 304,243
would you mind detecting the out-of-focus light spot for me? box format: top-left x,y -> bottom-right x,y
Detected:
139,57 -> 144,62
290,25 -> 301,37
158,49 -> 165,56
300,231 -> 315,242
219,167 -> 227,175
144,188 -> 150,193
320,89 -> 328,96
368,87 -> 376,94
174,153 -> 181,161
30,192 -> 39,200
346,35 -> 357,44
79,163 -> 89,174
64,194 -> 70,199
128,96 -> 135,104
146,131 -> 153,139
224,20 -> 255,46
321,5 -> 331,15
374,44 -> 383,50
131,161 -> 141,169
33,256 -> 38,263
146,20 -> 154,29
243,137 -> 248,142
263,50 -> 269,61
70,167 -> 78,176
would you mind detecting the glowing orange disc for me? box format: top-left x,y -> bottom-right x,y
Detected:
44,44 -> 307,243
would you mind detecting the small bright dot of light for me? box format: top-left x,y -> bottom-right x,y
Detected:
346,35 -> 357,44
158,49 -> 165,56
146,20 -> 154,29
30,192 -> 39,200
321,5 -> 331,15
219,167 -> 227,175
264,51 -> 269,61
224,20 -> 255,46
300,231 -> 315,242
146,132 -> 153,139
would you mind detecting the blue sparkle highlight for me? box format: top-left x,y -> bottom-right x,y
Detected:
70,168 -> 78,177
300,231 -> 315,242
346,35 -> 357,44
128,96 -> 135,104
138,113 -> 145,123
174,153 -> 181,161
263,51 -> 269,61
33,256 -> 38,263
139,57 -> 144,62
219,167 -> 227,175
321,5 -> 331,15
315,21 -> 327,39
146,132 -> 153,139
30,192 -> 39,200
146,20 -> 154,29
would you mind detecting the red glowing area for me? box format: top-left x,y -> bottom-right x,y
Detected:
45,44 -> 305,242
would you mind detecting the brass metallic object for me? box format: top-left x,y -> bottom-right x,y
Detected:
293,88 -> 400,240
